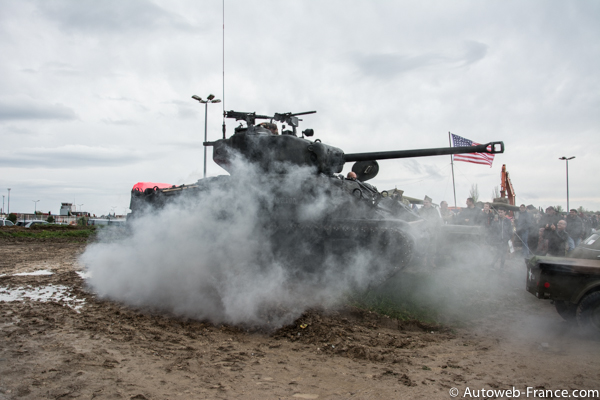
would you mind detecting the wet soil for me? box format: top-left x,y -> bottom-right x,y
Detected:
0,232 -> 598,399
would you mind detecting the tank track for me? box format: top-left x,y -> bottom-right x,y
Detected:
269,220 -> 415,281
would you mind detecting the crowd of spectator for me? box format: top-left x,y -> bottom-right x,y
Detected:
417,197 -> 599,268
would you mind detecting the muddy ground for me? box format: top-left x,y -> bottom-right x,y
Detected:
0,231 -> 599,400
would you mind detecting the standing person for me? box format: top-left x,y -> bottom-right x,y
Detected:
490,208 -> 513,269
581,212 -> 592,239
539,206 -> 559,229
480,202 -> 495,228
537,206 -> 559,255
546,220 -> 569,256
439,201 -> 454,224
526,205 -> 540,251
591,214 -> 599,230
458,197 -> 479,225
419,196 -> 441,267
418,196 -> 441,224
566,209 -> 584,248
516,204 -> 533,258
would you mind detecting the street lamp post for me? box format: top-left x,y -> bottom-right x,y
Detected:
559,156 -> 575,211
192,94 -> 221,178
7,188 -> 10,215
32,200 -> 40,218
2,195 -> 4,215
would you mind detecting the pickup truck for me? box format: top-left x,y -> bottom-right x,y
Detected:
526,233 -> 600,333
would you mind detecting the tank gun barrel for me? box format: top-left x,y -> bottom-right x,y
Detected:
344,141 -> 504,162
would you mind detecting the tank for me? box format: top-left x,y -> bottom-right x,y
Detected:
129,110 -> 504,279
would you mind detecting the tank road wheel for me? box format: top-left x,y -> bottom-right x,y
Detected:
356,226 -> 415,282
554,300 -> 577,321
576,291 -> 600,334
375,228 -> 414,269
268,222 -> 415,282
269,223 -> 325,274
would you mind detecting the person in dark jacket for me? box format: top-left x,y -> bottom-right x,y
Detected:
539,206 -> 560,230
546,220 -> 569,256
566,209 -> 584,248
457,197 -> 481,226
490,208 -> 513,269
536,206 -> 560,255
591,214 -> 599,230
581,212 -> 592,239
516,204 -> 532,257
480,202 -> 495,228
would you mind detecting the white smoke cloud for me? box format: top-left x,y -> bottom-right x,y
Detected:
81,156 -> 412,329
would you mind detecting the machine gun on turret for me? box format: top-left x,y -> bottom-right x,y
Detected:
223,110 -> 316,137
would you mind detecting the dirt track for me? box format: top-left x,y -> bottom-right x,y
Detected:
1,233 -> 599,400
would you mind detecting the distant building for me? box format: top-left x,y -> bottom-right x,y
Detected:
60,202 -> 74,216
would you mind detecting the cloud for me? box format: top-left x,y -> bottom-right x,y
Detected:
458,40 -> 489,66
352,41 -> 488,79
401,162 -> 444,182
17,62 -> 83,77
2,125 -> 35,135
0,145 -> 142,168
165,100 -> 199,120
1,0 -> 599,215
102,118 -> 136,126
34,0 -> 195,35
0,100 -> 77,121
159,140 -> 203,150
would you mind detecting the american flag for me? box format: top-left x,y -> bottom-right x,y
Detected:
451,133 -> 495,167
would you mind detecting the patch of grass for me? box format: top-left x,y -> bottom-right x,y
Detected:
346,267 -> 476,325
349,255 -> 531,328
347,288 -> 441,324
0,225 -> 97,239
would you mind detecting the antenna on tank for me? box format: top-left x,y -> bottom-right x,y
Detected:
222,0 -> 226,139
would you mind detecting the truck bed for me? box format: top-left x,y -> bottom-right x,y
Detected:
526,256 -> 600,302
529,256 -> 600,275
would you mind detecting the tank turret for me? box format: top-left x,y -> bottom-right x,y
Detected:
207,110 -> 503,181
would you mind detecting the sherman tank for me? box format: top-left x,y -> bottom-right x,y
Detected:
129,110 -> 504,279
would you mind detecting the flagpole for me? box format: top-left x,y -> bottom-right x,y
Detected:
449,132 -> 457,208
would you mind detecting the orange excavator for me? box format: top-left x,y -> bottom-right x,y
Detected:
500,164 -> 515,206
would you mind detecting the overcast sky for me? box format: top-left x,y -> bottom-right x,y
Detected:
1,0 -> 599,216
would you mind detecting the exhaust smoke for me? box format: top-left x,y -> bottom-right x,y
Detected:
80,157 -> 403,329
